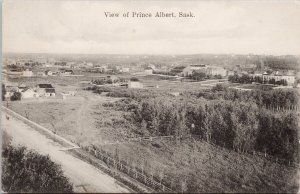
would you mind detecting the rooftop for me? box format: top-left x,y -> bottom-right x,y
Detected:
37,84 -> 53,88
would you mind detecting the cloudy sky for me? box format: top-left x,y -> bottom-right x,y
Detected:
3,0 -> 300,55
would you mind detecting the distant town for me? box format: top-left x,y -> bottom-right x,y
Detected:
2,54 -> 300,101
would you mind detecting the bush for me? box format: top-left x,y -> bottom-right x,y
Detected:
130,77 -> 139,81
2,145 -> 73,193
10,92 -> 21,101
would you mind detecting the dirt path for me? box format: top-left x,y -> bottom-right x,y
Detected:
2,114 -> 131,193
75,90 -> 122,143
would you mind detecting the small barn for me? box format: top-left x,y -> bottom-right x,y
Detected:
45,88 -> 56,97
36,84 -> 55,97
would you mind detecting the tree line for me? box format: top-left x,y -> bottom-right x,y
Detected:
185,84 -> 299,110
228,74 -> 288,86
129,97 -> 298,162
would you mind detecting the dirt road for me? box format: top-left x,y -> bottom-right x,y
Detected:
2,114 -> 131,193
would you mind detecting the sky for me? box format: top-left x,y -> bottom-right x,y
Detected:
3,0 -> 300,55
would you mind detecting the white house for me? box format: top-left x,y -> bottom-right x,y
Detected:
22,69 -> 33,77
86,62 -> 93,67
128,81 -> 143,89
21,88 -> 39,99
144,67 -> 154,75
45,70 -> 53,76
262,71 -> 296,86
149,64 -> 156,70
121,67 -> 130,73
45,63 -> 53,68
61,91 -> 76,96
60,69 -> 74,76
281,75 -> 295,86
206,66 -> 227,77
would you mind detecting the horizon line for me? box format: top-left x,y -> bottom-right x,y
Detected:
3,52 -> 300,57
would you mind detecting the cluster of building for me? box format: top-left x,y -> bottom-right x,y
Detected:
4,68 -> 34,78
249,70 -> 296,86
4,83 -> 56,100
40,69 -> 75,76
5,68 -> 76,78
180,64 -> 227,77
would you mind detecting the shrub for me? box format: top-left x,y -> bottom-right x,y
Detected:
10,92 -> 21,101
130,77 -> 139,81
2,145 -> 73,193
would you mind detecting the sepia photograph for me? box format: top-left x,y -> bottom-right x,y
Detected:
1,0 -> 300,193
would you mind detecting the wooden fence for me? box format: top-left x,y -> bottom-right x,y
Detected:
81,145 -> 175,193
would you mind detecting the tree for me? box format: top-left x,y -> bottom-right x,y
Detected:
231,102 -> 259,152
130,77 -> 139,81
2,145 -> 73,193
269,78 -> 276,85
2,84 -> 6,101
10,92 -> 21,101
228,74 -> 239,83
191,71 -> 206,81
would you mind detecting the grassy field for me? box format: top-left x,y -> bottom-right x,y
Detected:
6,91 -> 128,146
98,138 -> 299,193
137,75 -> 215,93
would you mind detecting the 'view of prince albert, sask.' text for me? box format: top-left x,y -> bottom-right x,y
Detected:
1,1 -> 300,193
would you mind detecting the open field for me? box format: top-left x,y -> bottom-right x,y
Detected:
138,75 -> 223,92
7,90 -> 127,146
